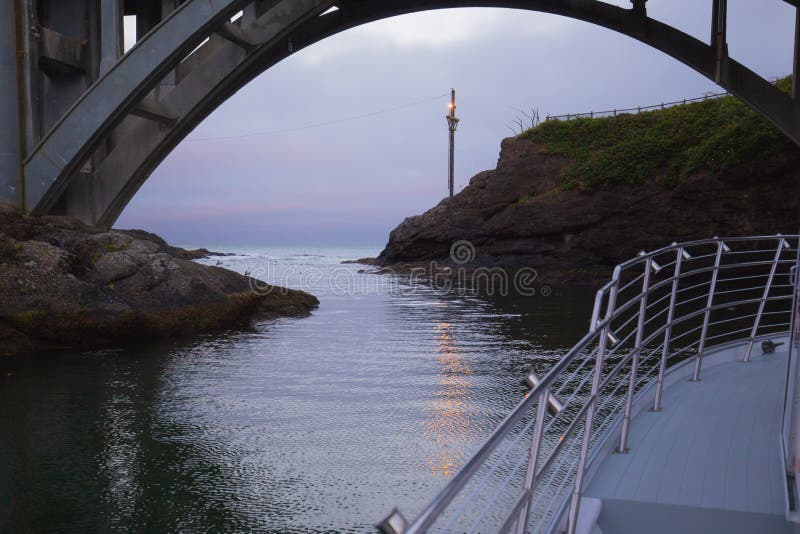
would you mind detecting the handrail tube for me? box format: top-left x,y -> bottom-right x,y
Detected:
618,271 -> 646,294
540,300 -> 797,515
676,279 -> 714,296
516,386 -> 552,533
394,235 -> 800,533
501,490 -> 532,534
601,255 -> 783,330
613,242 -> 795,276
589,290 -> 604,332
645,291 -> 673,314
655,249 -> 683,409
538,312 -> 789,529
692,241 -> 725,381
567,269 -> 620,534
614,236 -> 796,267
744,239 -> 787,362
403,333 -> 604,532
536,339 -> 655,482
706,325 -> 763,343
403,390 -> 541,532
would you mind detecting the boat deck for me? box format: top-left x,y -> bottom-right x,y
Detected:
585,340 -> 795,534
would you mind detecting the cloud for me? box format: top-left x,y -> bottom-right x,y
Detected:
116,6 -> 793,245
296,8 -> 573,66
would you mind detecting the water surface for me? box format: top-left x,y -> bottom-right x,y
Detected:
0,246 -> 596,532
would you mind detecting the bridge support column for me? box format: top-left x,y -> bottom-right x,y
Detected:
711,0 -> 728,83
100,0 -> 124,76
0,1 -> 22,206
631,0 -> 646,17
794,7 -> 800,100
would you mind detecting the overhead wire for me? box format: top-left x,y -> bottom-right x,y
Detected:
186,91 -> 450,141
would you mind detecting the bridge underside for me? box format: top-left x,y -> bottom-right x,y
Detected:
1,0 -> 799,226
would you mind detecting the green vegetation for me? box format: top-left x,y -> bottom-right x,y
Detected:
523,77 -> 798,190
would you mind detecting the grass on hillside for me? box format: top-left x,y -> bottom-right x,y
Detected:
522,77 -> 798,191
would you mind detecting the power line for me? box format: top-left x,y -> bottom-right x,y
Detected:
186,92 -> 450,142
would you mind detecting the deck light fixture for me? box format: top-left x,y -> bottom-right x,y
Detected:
762,340 -> 785,354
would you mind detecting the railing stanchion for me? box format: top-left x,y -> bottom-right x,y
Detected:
744,238 -> 787,362
567,269 -> 620,534
387,235 -> 799,534
653,247 -> 685,411
619,257 -> 653,453
692,240 -> 725,381
515,387 -> 551,534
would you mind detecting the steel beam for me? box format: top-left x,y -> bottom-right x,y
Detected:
711,0 -> 728,83
88,0 -> 333,225
216,21 -> 259,49
23,0 -> 253,214
38,27 -> 88,74
0,1 -> 22,205
794,6 -> 800,100
23,0 -> 800,225
100,0 -> 124,75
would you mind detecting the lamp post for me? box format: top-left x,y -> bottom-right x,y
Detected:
446,89 -> 460,198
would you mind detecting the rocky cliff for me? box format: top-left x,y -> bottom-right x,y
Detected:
376,93 -> 800,282
0,202 -> 318,356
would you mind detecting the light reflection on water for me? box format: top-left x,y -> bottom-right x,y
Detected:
0,246 -> 597,532
425,322 -> 475,478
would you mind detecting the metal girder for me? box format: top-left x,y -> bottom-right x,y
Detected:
23,0 -> 253,213
27,0 -> 800,226
794,5 -> 800,100
0,0 -> 22,205
84,0 -> 334,225
131,98 -> 178,125
38,27 -> 88,74
216,21 -> 259,49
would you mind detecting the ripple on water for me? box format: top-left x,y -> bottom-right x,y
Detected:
0,247 -> 595,532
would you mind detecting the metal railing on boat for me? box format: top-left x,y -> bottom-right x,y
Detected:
379,235 -> 800,534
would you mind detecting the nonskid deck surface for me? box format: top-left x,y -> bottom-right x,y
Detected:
585,342 -> 793,534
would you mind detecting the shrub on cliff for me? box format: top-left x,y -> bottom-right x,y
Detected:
524,77 -> 798,190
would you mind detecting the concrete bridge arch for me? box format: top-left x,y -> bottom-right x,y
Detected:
2,0 -> 799,226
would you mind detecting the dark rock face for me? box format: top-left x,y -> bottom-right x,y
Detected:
376,137 -> 800,282
0,203 -> 318,356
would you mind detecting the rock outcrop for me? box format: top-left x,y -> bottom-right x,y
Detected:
0,202 -> 318,356
375,136 -> 800,282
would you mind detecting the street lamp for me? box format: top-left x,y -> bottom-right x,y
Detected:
446,89 -> 460,197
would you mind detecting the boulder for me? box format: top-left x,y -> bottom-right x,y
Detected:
0,210 -> 318,356
375,136 -> 800,283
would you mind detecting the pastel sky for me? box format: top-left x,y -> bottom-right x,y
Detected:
115,1 -> 796,246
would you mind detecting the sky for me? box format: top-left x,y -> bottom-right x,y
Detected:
114,0 -> 797,247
